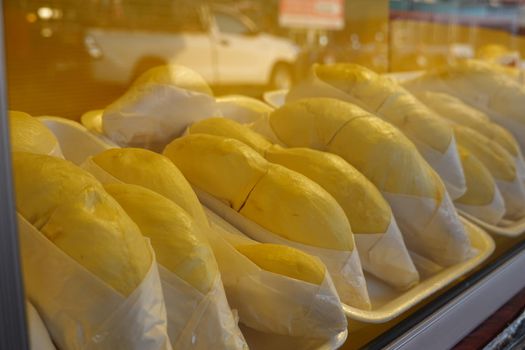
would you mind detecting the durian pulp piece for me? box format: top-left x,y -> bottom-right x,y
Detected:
40,185 -> 151,296
265,145 -> 391,234
130,64 -> 213,96
92,148 -> 207,224
164,134 -> 354,251
235,243 -> 325,285
454,146 -> 496,206
163,134 -> 269,211
13,152 -> 102,229
9,111 -> 59,155
216,95 -> 274,123
269,98 -> 442,199
415,91 -> 520,156
314,63 -> 453,153
189,117 -> 272,155
240,164 -> 354,251
105,183 -> 217,293
189,117 -> 391,234
453,125 -> 516,182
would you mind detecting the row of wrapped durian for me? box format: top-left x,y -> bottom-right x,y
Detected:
10,112 -> 348,349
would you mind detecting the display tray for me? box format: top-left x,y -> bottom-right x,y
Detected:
196,188 -> 495,329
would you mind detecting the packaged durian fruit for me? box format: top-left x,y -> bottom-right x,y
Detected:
453,125 -> 525,220
454,146 -> 505,225
414,90 -> 525,183
264,97 -> 473,267
403,59 -> 525,151
204,207 -> 347,342
285,63 -> 466,200
83,147 -> 349,339
101,64 -> 221,151
163,133 -> 371,309
216,95 -> 274,123
188,117 -> 419,290
9,110 -> 62,157
105,183 -> 247,350
13,152 -> 171,350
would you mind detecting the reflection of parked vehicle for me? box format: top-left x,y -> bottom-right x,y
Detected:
84,5 -> 299,89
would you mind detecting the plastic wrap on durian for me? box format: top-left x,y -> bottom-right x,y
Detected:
188,117 -> 418,290
163,134 -> 371,309
403,59 -> 525,152
285,63 -> 466,199
265,98 -> 473,267
83,151 -> 351,340
9,110 -> 63,157
101,65 -> 221,151
454,147 -> 506,225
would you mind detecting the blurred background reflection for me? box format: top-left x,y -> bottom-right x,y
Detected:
4,0 -> 525,119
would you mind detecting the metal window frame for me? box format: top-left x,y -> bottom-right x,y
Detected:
364,240 -> 525,350
0,0 -> 29,348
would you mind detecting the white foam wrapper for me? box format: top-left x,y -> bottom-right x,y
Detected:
496,175 -> 525,220
80,158 -> 248,350
203,207 -> 348,341
158,267 -> 247,350
27,301 -> 56,350
382,190 -> 476,268
455,182 -> 506,225
193,187 -> 371,310
286,74 -> 467,199
18,214 -> 173,350
38,116 -> 116,165
101,83 -> 222,151
354,218 -> 419,291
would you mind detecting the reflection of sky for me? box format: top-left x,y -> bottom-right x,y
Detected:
390,0 -> 520,17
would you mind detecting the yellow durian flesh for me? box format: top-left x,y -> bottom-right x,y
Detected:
265,145 -> 391,234
455,147 -> 496,206
269,98 -> 441,199
377,93 -> 452,153
163,134 -> 269,211
314,63 -> 396,111
130,64 -> 213,96
240,164 -> 354,251
453,125 -> 516,182
316,64 -> 452,153
40,185 -> 151,296
416,91 -> 519,156
329,116 -> 441,199
269,98 -> 368,149
13,152 -> 102,229
92,148 -> 207,223
235,243 -> 325,285
189,117 -> 272,155
105,183 -> 217,293
9,111 -> 58,155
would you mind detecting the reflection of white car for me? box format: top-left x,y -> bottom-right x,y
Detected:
84,6 -> 299,89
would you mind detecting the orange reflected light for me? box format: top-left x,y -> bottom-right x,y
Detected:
26,13 -> 37,23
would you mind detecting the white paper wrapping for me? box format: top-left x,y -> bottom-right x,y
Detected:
496,176 -> 525,219
80,158 -> 248,350
27,301 -> 56,350
102,83 -> 221,151
195,187 -> 371,310
455,183 -> 506,225
204,207 -> 348,340
383,191 -> 476,267
354,219 -> 419,290
158,266 -> 247,350
18,214 -> 172,350
286,72 -> 467,199
48,142 -> 64,159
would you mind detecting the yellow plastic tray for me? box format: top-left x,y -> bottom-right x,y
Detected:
458,210 -> 525,237
342,218 -> 494,328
